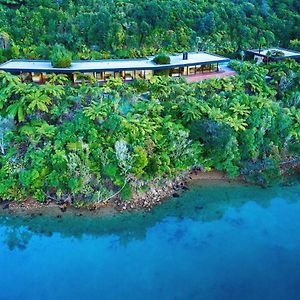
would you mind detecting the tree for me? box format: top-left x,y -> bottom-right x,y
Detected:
0,31 -> 10,49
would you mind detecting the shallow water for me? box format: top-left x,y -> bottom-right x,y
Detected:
1,180 -> 300,300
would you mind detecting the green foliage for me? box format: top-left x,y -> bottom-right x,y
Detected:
131,146 -> 148,175
153,54 -> 171,65
0,0 -> 299,59
51,44 -> 72,68
290,40 -> 300,51
241,158 -> 282,187
266,50 -> 284,58
120,183 -> 132,200
288,142 -> 300,156
188,119 -> 239,175
189,119 -> 232,147
152,54 -> 171,76
0,59 -> 299,204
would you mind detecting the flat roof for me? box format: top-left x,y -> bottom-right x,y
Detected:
0,52 -> 230,73
246,47 -> 300,59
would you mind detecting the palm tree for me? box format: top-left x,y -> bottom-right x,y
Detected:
0,70 -> 20,86
176,95 -> 202,124
45,74 -> 70,85
226,115 -> 247,131
43,82 -> 65,98
83,100 -> 108,122
6,96 -> 27,122
27,91 -> 52,114
207,106 -> 226,121
229,102 -> 250,117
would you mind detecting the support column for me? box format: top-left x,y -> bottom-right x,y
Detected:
71,73 -> 75,84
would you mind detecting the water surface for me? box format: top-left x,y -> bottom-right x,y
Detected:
1,180 -> 300,300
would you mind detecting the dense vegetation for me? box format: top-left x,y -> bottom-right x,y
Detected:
0,60 -> 299,204
0,0 -> 299,62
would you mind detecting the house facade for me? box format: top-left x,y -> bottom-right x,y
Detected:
0,52 -> 230,83
246,48 -> 300,63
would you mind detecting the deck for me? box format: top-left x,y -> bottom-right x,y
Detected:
185,67 -> 236,83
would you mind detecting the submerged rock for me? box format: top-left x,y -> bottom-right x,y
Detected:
195,205 -> 204,210
2,203 -> 10,210
59,204 -> 68,213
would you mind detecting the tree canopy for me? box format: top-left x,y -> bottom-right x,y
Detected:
0,0 -> 299,62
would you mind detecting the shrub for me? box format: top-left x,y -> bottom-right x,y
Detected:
290,39 -> 300,51
153,53 -> 170,64
153,53 -> 171,75
51,44 -> 72,68
266,50 -> 284,58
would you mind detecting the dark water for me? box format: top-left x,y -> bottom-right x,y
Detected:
1,180 -> 300,300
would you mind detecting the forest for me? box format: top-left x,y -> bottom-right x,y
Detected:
0,59 -> 299,204
0,0 -> 300,62
0,0 -> 299,205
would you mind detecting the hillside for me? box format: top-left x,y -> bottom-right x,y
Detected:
0,0 -> 299,62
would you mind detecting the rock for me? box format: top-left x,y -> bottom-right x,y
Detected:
174,185 -> 180,190
2,203 -> 9,210
195,205 -> 204,210
88,205 -> 96,211
59,203 -> 67,212
172,193 -> 180,198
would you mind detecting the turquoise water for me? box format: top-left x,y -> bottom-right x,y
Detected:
1,180 -> 300,300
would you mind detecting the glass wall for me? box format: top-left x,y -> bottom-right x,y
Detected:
123,71 -> 134,80
32,72 -> 44,83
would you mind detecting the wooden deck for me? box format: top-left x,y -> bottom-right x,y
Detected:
185,67 -> 236,83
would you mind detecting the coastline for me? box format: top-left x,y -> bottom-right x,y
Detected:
0,170 -> 243,215
113,170 -> 244,211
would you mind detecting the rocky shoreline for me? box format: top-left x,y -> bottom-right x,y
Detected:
0,169 -> 243,215
113,169 -> 241,211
